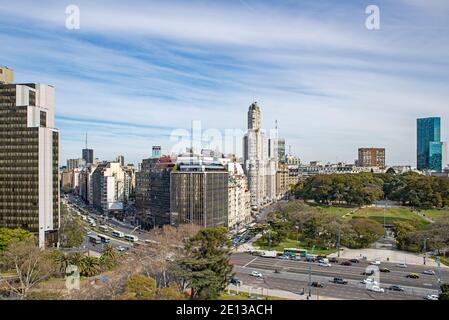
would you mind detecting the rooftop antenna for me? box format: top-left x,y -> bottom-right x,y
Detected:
85,132 -> 88,149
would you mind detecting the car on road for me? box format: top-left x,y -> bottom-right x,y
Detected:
370,260 -> 381,265
361,270 -> 375,276
380,267 -> 390,273
340,261 -> 352,266
290,256 -> 301,261
230,277 -> 242,286
361,278 -> 379,285
368,285 -> 384,293
278,255 -> 290,260
423,270 -> 436,275
388,285 -> 405,292
396,263 -> 408,268
350,258 -> 360,263
319,262 -> 331,267
332,277 -> 348,285
251,271 -> 263,278
329,257 -> 339,263
311,282 -> 324,288
305,256 -> 316,262
406,273 -> 420,279
424,294 -> 439,301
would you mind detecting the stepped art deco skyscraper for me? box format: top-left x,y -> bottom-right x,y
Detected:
243,102 -> 276,209
0,67 -> 60,248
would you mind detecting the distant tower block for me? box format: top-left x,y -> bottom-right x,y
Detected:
152,146 -> 161,158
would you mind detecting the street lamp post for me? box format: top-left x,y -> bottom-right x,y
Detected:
337,227 -> 341,258
296,225 -> 299,244
437,257 -> 442,294
308,245 -> 315,299
423,238 -> 429,265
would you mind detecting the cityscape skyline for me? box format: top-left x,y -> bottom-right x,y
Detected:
1,1 -> 448,166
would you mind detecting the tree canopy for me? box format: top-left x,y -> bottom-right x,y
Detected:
175,227 -> 234,300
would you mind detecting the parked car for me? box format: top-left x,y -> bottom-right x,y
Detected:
406,273 -> 420,279
396,263 -> 408,268
341,261 -> 352,266
425,294 -> 439,301
380,267 -> 390,273
329,257 -> 339,263
230,277 -> 242,286
251,271 -> 263,278
388,285 -> 405,292
311,282 -> 324,288
332,277 -> 348,285
350,258 -> 360,263
368,285 -> 384,293
370,260 -> 381,265
116,246 -> 129,252
423,270 -> 436,275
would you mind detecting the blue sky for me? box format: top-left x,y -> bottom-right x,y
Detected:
1,0 -> 448,166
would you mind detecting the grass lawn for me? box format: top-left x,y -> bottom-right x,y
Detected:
253,238 -> 335,256
420,209 -> 449,221
351,207 -> 430,228
314,205 -> 355,217
432,256 -> 449,267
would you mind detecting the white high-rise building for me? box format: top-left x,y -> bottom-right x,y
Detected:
243,102 -> 276,209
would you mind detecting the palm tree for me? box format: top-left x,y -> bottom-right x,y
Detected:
101,244 -> 118,261
80,256 -> 101,277
54,252 -> 72,274
100,244 -> 119,271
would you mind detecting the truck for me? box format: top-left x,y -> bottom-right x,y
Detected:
260,251 -> 277,258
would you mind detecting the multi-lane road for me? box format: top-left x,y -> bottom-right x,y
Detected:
231,253 -> 448,300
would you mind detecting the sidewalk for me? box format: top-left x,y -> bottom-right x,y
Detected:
329,247 -> 448,268
227,284 -> 338,300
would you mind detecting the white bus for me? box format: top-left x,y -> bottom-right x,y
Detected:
88,235 -> 101,244
112,230 -> 124,238
98,234 -> 111,243
124,234 -> 138,242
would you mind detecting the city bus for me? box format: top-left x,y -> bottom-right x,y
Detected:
99,225 -> 109,232
112,230 -> 124,238
98,234 -> 110,243
124,234 -> 138,242
284,248 -> 308,257
89,235 -> 101,244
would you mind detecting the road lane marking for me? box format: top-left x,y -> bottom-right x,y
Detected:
243,257 -> 258,268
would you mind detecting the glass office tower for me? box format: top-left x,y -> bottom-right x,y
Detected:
0,82 -> 60,248
417,117 -> 444,172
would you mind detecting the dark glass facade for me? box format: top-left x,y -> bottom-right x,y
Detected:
136,157 -> 174,229
417,117 -> 442,171
0,83 -> 59,247
170,170 -> 228,228
82,148 -> 94,165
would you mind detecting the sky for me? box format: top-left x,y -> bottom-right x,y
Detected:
0,0 -> 448,166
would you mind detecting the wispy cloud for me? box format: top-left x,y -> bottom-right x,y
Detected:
0,0 -> 448,165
